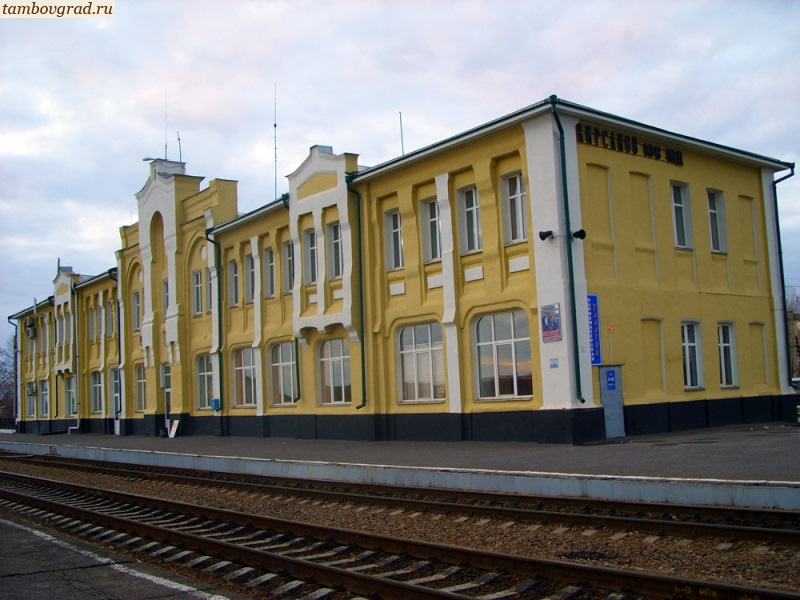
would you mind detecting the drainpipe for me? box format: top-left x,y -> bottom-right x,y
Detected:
771,165 -> 796,389
67,282 -> 81,434
550,95 -> 585,404
204,228 -> 226,425
346,173 -> 367,409
279,194 -> 302,403
108,269 -> 122,418
7,317 -> 18,429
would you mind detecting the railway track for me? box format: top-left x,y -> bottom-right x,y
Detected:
1,470 -> 797,600
4,452 -> 799,544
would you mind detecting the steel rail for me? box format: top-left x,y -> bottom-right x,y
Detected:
1,470 -> 798,600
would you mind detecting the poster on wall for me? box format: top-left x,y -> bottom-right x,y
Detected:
541,303 -> 562,342
587,294 -> 602,366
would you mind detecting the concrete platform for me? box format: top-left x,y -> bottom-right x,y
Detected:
1,423 -> 799,509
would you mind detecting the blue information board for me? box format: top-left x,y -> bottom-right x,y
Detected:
588,294 -> 602,366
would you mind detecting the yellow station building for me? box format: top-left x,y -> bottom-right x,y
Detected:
10,97 -> 797,443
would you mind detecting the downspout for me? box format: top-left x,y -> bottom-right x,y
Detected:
280,194 -> 302,403
771,165 -> 796,389
108,268 -> 122,419
67,282 -> 81,433
346,173 -> 368,409
204,228 -> 226,419
550,95 -> 585,403
7,317 -> 18,429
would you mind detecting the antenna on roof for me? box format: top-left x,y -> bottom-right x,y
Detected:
177,131 -> 182,163
399,111 -> 405,156
274,82 -> 278,202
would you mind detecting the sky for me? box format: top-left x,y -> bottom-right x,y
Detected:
1,0 -> 798,345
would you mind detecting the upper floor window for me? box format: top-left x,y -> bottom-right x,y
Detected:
474,310 -> 532,399
270,341 -> 296,405
304,229 -> 317,285
233,347 -> 257,407
192,270 -> 203,316
263,247 -> 275,298
681,321 -> 703,389
502,173 -> 527,244
459,187 -> 482,254
244,253 -> 255,303
328,222 -> 344,280
132,291 -> 141,331
672,183 -> 692,249
282,241 -> 294,293
422,198 -> 441,263
399,322 -> 445,403
87,307 -> 95,341
385,210 -> 404,271
707,190 -> 727,253
228,259 -> 239,307
106,301 -> 114,338
206,267 -> 213,313
320,339 -> 351,404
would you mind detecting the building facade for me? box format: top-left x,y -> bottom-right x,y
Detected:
9,97 -> 797,443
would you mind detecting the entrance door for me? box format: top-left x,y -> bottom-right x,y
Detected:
599,365 -> 625,438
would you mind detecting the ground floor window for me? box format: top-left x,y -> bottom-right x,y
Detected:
320,339 -> 350,404
90,371 -> 102,413
681,321 -> 703,389
26,382 -> 36,417
233,347 -> 257,406
110,368 -> 121,416
135,364 -> 146,412
270,342 -> 296,405
66,377 -> 76,415
717,322 -> 737,388
474,310 -> 532,399
39,380 -> 49,416
197,354 -> 213,409
399,322 -> 445,403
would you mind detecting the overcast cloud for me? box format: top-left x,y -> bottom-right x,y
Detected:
1,0 -> 798,344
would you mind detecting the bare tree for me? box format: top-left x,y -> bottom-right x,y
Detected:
0,335 -> 15,419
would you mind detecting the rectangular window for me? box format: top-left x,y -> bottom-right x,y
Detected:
672,183 -> 692,248
422,199 -> 441,263
385,210 -> 404,270
87,307 -> 95,341
206,268 -> 213,313
399,322 -> 445,403
197,354 -> 213,409
474,310 -> 533,399
263,248 -> 275,298
282,241 -> 294,293
162,280 -> 169,313
708,190 -> 727,253
304,229 -> 317,285
132,291 -> 141,331
39,380 -> 49,416
460,187 -> 482,254
681,321 -> 703,389
328,222 -> 343,280
503,173 -> 527,244
65,377 -> 76,415
270,342 -> 296,405
161,363 -> 171,415
320,339 -> 351,404
90,371 -> 102,413
26,382 -> 36,417
244,253 -> 255,303
233,347 -> 257,406
135,364 -> 146,412
110,368 -> 121,415
192,270 -> 203,315
228,259 -> 239,307
718,323 -> 737,387
106,301 -> 114,338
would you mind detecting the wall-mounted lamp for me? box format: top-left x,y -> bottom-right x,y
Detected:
538,230 -> 554,241
571,229 -> 586,240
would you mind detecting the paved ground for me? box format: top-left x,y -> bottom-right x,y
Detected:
3,422 -> 799,482
0,513 -> 251,600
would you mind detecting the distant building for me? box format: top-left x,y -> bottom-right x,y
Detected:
9,97 -> 797,443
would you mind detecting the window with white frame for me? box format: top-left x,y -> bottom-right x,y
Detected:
197,354 -> 213,409
474,310 -> 532,399
233,347 -> 257,406
458,187 -> 482,254
717,322 -> 737,388
162,280 -> 169,313
263,247 -> 275,298
135,364 -> 146,412
132,291 -> 141,331
206,268 -> 213,313
65,377 -> 76,415
502,173 -> 527,244
90,371 -> 102,412
282,241 -> 294,293
270,341 -> 296,405
328,222 -> 344,280
39,379 -> 49,416
672,183 -> 692,249
192,270 -> 203,315
87,307 -> 95,341
244,253 -> 255,303
110,368 -> 121,415
26,382 -> 36,417
228,260 -> 239,307
161,363 -> 171,414
320,339 -> 351,404
303,229 -> 317,285
399,322 -> 445,403
422,198 -> 442,263
385,210 -> 404,271
681,321 -> 703,389
707,190 -> 727,253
